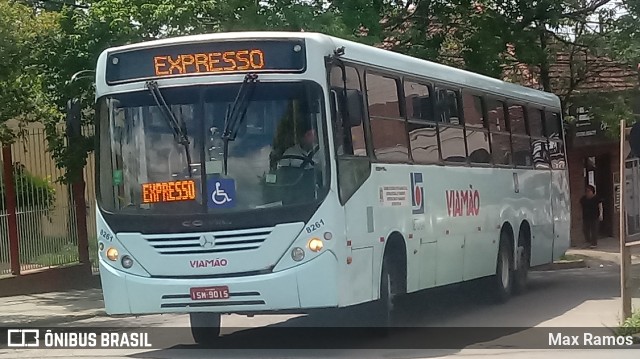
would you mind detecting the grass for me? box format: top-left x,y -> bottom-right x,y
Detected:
559,254 -> 585,261
617,311 -> 640,338
25,235 -> 98,268
31,243 -> 78,267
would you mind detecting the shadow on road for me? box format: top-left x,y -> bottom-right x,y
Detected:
0,288 -> 104,325
128,267 -> 622,359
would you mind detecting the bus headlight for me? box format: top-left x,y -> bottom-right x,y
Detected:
106,247 -> 119,261
291,247 -> 305,261
308,238 -> 323,252
121,255 -> 134,268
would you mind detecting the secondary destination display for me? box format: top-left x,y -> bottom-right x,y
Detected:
106,39 -> 306,84
142,180 -> 197,204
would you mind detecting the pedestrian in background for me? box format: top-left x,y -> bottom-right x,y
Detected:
580,184 -> 603,249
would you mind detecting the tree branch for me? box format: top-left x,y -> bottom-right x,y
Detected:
562,0 -> 613,18
547,29 -> 590,49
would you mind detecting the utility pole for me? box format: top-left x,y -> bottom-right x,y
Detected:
621,120 -> 640,322
620,120 -> 631,320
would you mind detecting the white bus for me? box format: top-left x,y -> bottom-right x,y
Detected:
90,31 -> 570,343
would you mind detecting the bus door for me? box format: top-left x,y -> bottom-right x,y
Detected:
330,63 -> 377,304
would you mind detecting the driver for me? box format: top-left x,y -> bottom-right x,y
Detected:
278,123 -> 320,170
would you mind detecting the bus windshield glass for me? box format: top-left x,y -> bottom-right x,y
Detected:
97,81 -> 328,214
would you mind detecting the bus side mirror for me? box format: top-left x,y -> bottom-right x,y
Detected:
344,89 -> 363,128
66,98 -> 81,138
629,122 -> 640,158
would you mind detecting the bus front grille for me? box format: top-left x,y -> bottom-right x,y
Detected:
143,227 -> 273,255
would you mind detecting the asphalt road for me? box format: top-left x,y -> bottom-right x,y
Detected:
1,264 -> 639,359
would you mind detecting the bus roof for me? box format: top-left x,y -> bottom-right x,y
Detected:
101,31 -> 561,109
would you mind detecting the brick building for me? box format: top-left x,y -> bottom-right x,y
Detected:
554,57 -> 639,246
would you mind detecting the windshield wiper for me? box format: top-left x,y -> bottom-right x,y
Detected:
221,73 -> 259,175
146,81 -> 193,178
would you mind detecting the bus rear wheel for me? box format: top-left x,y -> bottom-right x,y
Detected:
491,233 -> 513,303
190,312 -> 221,345
513,227 -> 530,295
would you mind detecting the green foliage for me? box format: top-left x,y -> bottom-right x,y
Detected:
617,310 -> 640,337
0,163 -> 56,211
0,0 -> 59,144
587,95 -> 636,139
1,0 -> 638,180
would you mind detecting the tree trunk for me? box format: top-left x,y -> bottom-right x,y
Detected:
538,27 -> 552,93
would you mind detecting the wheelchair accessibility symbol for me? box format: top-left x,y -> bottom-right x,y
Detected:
207,178 -> 236,209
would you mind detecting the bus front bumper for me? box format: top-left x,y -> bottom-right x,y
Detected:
99,251 -> 339,315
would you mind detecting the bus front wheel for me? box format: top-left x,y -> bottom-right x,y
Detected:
371,256 -> 399,331
190,312 -> 221,345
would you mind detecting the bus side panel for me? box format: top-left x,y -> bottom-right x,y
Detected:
551,169 -> 571,260
370,164 -> 417,293
460,167 -> 508,281
528,169 -> 555,267
341,175 -> 379,306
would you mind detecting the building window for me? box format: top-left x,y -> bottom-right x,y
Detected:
366,73 -> 408,162
405,80 -> 438,163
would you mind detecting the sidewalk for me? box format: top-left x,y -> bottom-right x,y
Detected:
0,239 -> 638,327
566,236 -> 640,266
0,288 -> 106,326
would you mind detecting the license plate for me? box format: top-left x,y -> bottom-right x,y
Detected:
190,286 -> 230,301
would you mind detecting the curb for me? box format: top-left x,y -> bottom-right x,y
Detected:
532,259 -> 587,271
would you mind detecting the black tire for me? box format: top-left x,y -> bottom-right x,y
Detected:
491,233 -> 513,303
370,258 -> 397,333
513,227 -> 530,295
190,312 -> 221,345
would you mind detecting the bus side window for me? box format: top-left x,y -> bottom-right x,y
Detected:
546,111 -> 566,169
487,99 -> 512,166
509,104 -> 532,168
437,88 -> 466,163
529,108 -> 550,169
463,93 -> 491,164
366,72 -> 408,162
404,80 -> 438,164
330,66 -> 366,157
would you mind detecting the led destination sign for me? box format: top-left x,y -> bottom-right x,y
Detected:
153,49 -> 265,76
106,39 -> 306,84
142,180 -> 197,204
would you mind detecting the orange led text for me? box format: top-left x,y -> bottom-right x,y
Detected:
142,180 -> 197,204
154,49 -> 265,76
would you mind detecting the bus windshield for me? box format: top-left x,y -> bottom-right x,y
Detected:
97,81 -> 328,215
